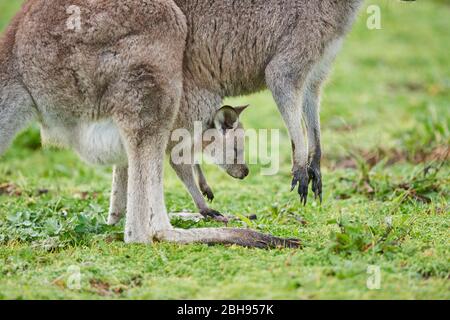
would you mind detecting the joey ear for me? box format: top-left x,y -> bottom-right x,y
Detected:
214,105 -> 239,134
234,104 -> 250,117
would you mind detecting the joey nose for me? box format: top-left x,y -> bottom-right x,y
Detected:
240,167 -> 249,179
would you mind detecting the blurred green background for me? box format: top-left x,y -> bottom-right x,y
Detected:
0,0 -> 448,299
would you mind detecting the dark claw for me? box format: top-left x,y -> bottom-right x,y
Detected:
200,208 -> 228,223
201,186 -> 214,202
291,169 -> 309,206
308,166 -> 323,204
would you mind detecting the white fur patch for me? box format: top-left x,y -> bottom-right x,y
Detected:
41,119 -> 127,166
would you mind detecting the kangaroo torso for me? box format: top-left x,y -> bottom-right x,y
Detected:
175,0 -> 361,96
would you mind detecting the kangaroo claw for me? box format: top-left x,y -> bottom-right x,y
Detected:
291,169 -> 309,206
202,187 -> 215,202
200,209 -> 229,223
308,166 -> 323,204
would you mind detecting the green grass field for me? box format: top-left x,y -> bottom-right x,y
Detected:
0,0 -> 449,299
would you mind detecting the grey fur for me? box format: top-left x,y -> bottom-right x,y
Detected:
0,0 -> 368,247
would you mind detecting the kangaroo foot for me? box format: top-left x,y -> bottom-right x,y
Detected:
158,228 -> 301,249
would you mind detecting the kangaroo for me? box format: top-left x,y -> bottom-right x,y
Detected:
171,0 -> 370,205
172,0 -> 412,204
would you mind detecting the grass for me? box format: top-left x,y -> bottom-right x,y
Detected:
0,0 -> 449,299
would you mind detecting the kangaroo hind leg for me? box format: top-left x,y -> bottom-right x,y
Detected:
157,228 -> 301,249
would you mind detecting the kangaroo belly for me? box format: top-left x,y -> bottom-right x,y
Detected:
41,119 -> 127,166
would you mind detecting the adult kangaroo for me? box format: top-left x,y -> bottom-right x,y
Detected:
0,0 -> 377,246
172,0 -> 369,204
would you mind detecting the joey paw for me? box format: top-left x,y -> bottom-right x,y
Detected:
200,209 -> 229,223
